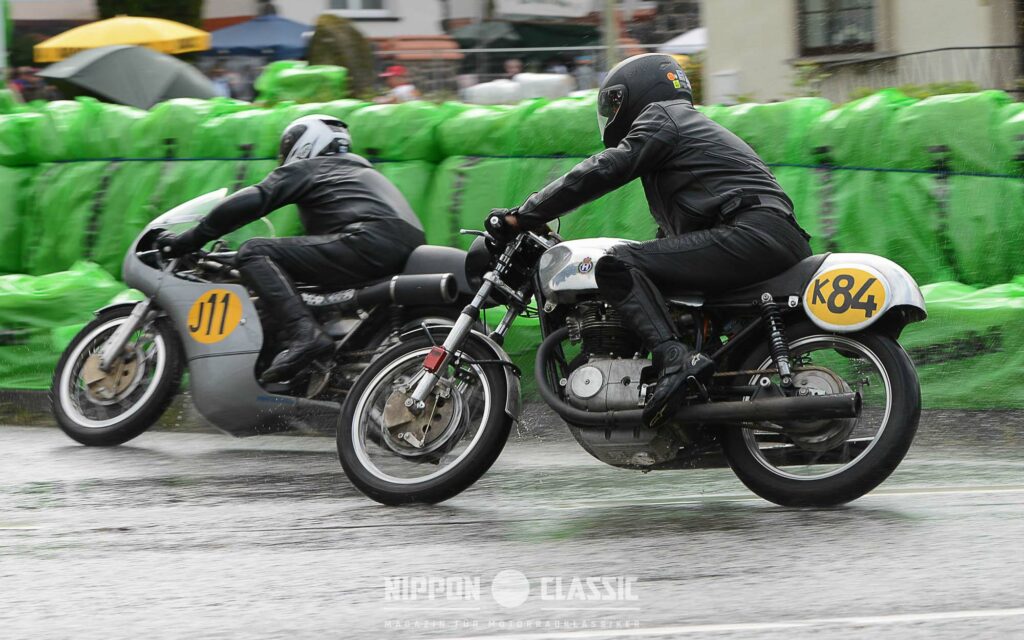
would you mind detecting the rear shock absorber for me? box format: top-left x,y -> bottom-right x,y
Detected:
760,293 -> 794,389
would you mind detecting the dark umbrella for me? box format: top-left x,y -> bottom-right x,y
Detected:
38,45 -> 216,109
209,14 -> 311,60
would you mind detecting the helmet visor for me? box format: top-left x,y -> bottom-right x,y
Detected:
597,85 -> 625,135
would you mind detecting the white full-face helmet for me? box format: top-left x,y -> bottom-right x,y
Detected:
278,115 -> 352,165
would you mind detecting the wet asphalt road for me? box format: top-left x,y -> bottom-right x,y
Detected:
2,407 -> 1022,640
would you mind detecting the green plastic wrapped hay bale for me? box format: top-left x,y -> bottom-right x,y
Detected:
91,162 -> 168,276
519,96 -> 603,157
194,109 -> 281,159
714,97 -> 832,165
899,278 -> 1024,409
347,101 -> 446,162
946,175 -> 1024,286
773,166 -> 826,252
806,89 -> 916,167
0,112 -> 49,166
0,89 -> 23,115
997,104 -> 1024,172
0,166 -> 34,273
375,161 -> 436,220
890,91 -> 1013,173
275,65 -> 348,103
424,156 -> 521,248
436,102 -> 539,158
255,60 -> 308,103
22,162 -> 112,275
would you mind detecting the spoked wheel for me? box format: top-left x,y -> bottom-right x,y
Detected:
721,322 -> 920,507
51,306 -> 184,446
337,333 -> 513,505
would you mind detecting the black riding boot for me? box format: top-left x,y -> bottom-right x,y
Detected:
237,255 -> 334,383
596,256 -> 715,428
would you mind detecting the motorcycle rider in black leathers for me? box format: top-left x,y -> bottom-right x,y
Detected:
158,116 -> 425,383
494,54 -> 812,427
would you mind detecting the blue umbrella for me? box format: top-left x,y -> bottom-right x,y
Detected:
210,14 -> 311,60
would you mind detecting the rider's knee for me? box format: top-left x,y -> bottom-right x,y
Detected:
236,239 -> 273,264
595,253 -> 633,301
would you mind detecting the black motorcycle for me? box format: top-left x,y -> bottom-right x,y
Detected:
337,216 -> 926,507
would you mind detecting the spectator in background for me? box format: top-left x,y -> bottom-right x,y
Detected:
209,67 -> 232,98
6,69 -> 24,101
376,65 -> 420,103
503,58 -> 523,80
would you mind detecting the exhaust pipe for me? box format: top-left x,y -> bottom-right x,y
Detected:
535,327 -> 861,428
328,274 -> 458,311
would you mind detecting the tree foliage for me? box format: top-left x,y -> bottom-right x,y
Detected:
95,0 -> 204,28
307,14 -> 375,97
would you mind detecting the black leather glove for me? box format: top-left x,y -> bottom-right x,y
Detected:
485,208 -> 519,244
156,229 -> 204,258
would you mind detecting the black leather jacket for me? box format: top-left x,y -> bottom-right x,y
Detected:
516,100 -> 803,238
191,153 -> 424,244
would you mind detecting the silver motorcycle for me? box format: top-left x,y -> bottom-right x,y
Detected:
52,190 -> 474,446
338,218 -> 927,508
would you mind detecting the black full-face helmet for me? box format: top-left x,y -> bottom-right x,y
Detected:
597,53 -> 693,147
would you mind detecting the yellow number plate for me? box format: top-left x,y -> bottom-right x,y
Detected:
805,268 -> 887,327
187,289 -> 243,344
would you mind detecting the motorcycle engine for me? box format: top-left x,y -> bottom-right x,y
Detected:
565,303 -> 650,412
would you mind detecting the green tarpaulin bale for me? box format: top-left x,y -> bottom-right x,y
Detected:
145,160 -> 247,225
272,65 -> 348,104
773,166 -> 827,252
133,98 -> 253,159
518,96 -> 603,156
890,91 -> 1013,173
831,171 -> 893,258
347,102 -> 446,162
195,109 -> 282,159
899,278 -> 1024,409
0,112 -> 49,166
436,102 -> 540,158
95,103 -> 149,159
255,60 -> 307,103
695,104 -> 729,122
423,156 -> 521,249
0,89 -> 23,115
806,89 -> 916,167
713,98 -> 831,164
882,172 -> 957,285
375,161 -> 436,221
91,162 -> 168,277
947,175 -> 1024,286
0,261 -> 126,389
23,162 -> 111,275
0,260 -> 123,327
0,166 -> 34,273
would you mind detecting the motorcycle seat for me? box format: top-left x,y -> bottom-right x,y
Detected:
660,254 -> 829,306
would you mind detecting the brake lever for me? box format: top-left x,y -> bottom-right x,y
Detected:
459,229 -> 488,238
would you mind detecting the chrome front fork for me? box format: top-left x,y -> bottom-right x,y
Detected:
407,276 -> 498,408
98,299 -> 154,372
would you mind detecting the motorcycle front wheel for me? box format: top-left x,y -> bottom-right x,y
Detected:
337,333 -> 513,505
51,305 -> 184,447
721,322 -> 920,507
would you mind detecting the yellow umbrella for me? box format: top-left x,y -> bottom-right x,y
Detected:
34,15 -> 211,63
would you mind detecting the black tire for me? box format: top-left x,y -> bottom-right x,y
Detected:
337,333 -> 513,505
720,322 -> 920,507
51,306 -> 184,447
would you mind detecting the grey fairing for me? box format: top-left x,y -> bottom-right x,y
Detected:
400,326 -> 522,422
122,245 -> 339,438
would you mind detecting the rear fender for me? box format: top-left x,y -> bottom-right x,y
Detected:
803,253 -> 927,336
399,326 -> 521,422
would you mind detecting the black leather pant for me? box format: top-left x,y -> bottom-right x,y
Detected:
595,209 -> 812,350
235,220 -> 424,327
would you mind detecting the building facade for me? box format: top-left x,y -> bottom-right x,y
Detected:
702,0 -> 1023,104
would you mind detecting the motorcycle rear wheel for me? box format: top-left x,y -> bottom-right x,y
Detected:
51,306 -> 184,447
721,322 -> 920,507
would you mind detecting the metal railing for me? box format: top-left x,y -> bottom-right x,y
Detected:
814,46 -> 1024,102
